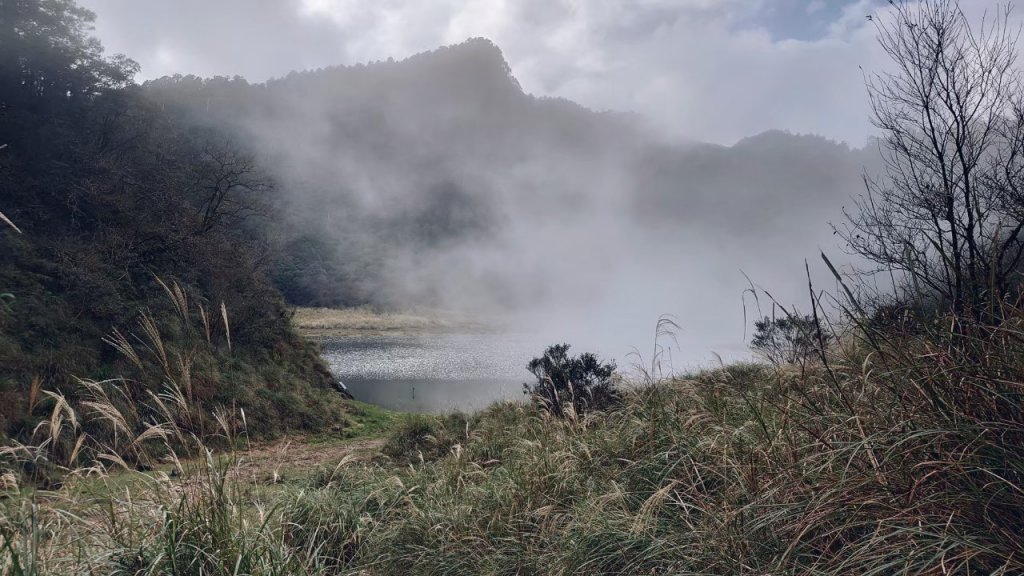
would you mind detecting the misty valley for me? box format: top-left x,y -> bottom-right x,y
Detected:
3,0 -> 1024,574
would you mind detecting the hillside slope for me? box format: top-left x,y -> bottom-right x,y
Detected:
0,0 -> 344,440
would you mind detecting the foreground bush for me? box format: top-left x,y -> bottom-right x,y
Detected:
523,343 -> 620,419
750,313 -> 827,365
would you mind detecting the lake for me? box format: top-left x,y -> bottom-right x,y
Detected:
318,333 -> 541,413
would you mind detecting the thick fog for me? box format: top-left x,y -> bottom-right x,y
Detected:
74,0 -> 1024,370
142,40 -> 883,370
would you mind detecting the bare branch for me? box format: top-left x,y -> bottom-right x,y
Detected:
841,0 -> 1024,317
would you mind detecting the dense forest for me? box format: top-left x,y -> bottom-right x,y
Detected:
0,0 -> 344,440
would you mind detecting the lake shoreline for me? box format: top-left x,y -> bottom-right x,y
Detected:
292,306 -> 495,338
309,318 -> 539,412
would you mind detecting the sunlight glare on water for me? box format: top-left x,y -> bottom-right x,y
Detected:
318,333 -> 542,413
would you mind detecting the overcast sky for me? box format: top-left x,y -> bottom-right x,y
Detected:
77,0 -> 1018,145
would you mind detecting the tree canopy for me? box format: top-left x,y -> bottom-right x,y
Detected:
0,0 -> 136,115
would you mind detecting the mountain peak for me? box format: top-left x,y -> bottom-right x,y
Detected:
399,37 -> 521,93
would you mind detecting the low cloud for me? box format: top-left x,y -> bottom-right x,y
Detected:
81,0 -> 902,144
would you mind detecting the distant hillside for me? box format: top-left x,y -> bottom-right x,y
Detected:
143,39 -> 879,319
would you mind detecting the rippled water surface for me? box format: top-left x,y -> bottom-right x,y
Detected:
319,333 -> 540,413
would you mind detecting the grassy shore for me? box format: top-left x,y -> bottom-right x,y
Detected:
291,306 -> 488,337
3,307 -> 1023,574
2,293 -> 1024,574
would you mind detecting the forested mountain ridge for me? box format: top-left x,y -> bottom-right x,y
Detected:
142,38 -> 652,308
144,38 -> 878,314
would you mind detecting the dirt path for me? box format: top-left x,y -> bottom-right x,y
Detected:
229,436 -> 386,485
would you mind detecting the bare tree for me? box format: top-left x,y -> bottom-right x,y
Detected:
190,139 -> 272,235
840,0 -> 1024,317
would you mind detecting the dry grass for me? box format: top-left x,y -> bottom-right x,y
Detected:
0,210 -> 20,234
0,368 -> 390,574
291,306 -> 486,337
226,436 -> 384,486
3,278 -> 1023,573
3,311 -> 1024,573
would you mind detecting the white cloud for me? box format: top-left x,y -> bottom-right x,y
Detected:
287,0 -> 884,144
78,0 -> 1024,145
807,0 -> 827,15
